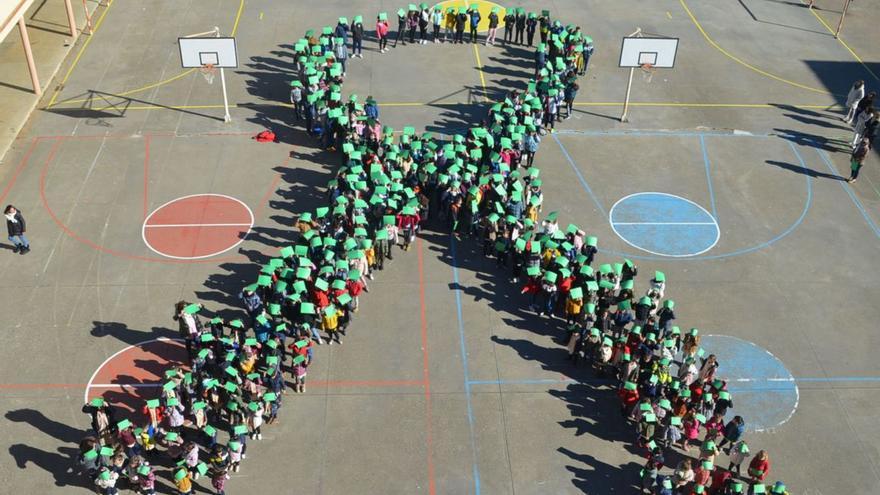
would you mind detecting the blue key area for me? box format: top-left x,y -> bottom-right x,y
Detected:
699,335 -> 798,432
609,192 -> 719,257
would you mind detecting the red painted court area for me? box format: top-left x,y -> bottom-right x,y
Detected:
85,338 -> 188,416
142,194 -> 254,259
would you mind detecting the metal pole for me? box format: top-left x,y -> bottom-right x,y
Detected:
82,0 -> 93,34
620,67 -> 635,122
63,0 -> 77,37
220,67 -> 232,122
213,27 -> 231,123
835,0 -> 851,38
18,18 -> 41,96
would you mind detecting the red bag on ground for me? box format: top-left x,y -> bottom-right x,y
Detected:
254,130 -> 276,142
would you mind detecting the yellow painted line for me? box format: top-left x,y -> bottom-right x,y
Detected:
666,11 -> 672,19
47,0 -> 245,109
231,0 -> 245,36
46,0 -> 116,108
575,102 -> 840,109
52,69 -> 197,106
68,101 -> 841,113
679,0 -> 833,95
803,3 -> 880,82
472,43 -> 490,103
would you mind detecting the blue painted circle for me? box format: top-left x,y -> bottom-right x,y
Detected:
700,335 -> 798,432
609,192 -> 720,257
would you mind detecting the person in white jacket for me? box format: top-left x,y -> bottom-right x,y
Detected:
844,80 -> 865,124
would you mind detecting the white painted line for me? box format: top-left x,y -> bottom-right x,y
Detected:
144,223 -> 253,228
84,337 -> 184,403
612,221 -> 717,225
608,191 -> 720,257
141,193 -> 255,260
90,383 -> 164,388
704,334 -> 799,432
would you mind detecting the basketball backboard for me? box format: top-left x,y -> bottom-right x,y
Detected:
619,36 -> 678,68
178,37 -> 238,68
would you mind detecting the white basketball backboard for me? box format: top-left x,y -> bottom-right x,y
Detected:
178,37 -> 238,68
619,37 -> 678,68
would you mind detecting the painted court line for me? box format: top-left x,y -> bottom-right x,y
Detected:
451,235 -> 482,495
143,223 -> 253,228
613,222 -> 717,226
417,238 -> 437,495
468,376 -> 880,386
552,134 -> 607,216
816,148 -> 880,239
700,134 -> 718,220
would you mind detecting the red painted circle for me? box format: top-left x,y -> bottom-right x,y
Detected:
142,194 -> 254,259
85,339 -> 188,416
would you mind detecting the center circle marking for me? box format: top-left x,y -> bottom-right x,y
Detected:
609,192 -> 720,257
700,335 -> 798,432
142,193 -> 254,260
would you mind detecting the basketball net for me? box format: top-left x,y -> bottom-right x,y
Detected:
640,63 -> 655,83
200,63 -> 217,84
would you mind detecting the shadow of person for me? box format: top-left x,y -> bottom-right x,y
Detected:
90,321 -> 177,346
8,444 -> 90,488
557,446 -> 642,493
5,409 -> 85,444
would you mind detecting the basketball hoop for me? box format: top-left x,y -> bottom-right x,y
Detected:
200,63 -> 217,84
640,62 -> 656,83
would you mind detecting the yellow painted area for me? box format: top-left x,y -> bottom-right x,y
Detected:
48,0 -> 246,109
802,3 -> 879,82
433,0 -> 506,32
679,0 -> 834,95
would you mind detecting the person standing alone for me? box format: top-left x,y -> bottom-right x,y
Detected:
5,205 -> 29,254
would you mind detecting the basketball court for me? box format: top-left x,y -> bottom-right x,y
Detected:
0,0 -> 878,494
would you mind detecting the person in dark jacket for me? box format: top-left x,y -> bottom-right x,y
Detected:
526,12 -> 537,46
394,10 -> 407,47
454,9 -> 467,44
350,17 -> 364,58
5,205 -> 29,254
718,416 -> 746,453
515,9 -> 526,44
503,10 -> 515,44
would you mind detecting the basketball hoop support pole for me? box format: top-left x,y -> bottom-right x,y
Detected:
620,28 -> 641,123
210,26 -> 232,123
219,67 -> 231,122
621,66 -> 635,123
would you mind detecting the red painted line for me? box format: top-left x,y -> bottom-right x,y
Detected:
0,137 -> 39,205
142,135 -> 150,220
418,237 -> 437,495
40,140 -> 242,264
0,383 -> 84,390
1,380 -> 424,391
250,159 -> 286,223
311,379 -> 425,388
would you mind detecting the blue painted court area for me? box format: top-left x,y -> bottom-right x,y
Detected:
700,335 -> 798,432
609,192 -> 720,257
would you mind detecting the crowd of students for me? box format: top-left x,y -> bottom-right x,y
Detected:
75,6 -> 787,495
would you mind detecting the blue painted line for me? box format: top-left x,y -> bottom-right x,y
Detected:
555,129 -> 773,139
552,134 -> 607,217
700,134 -> 718,220
451,235 -> 481,495
816,148 -> 880,238
468,378 -> 580,386
468,376 -> 880,386
590,140 -> 813,261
